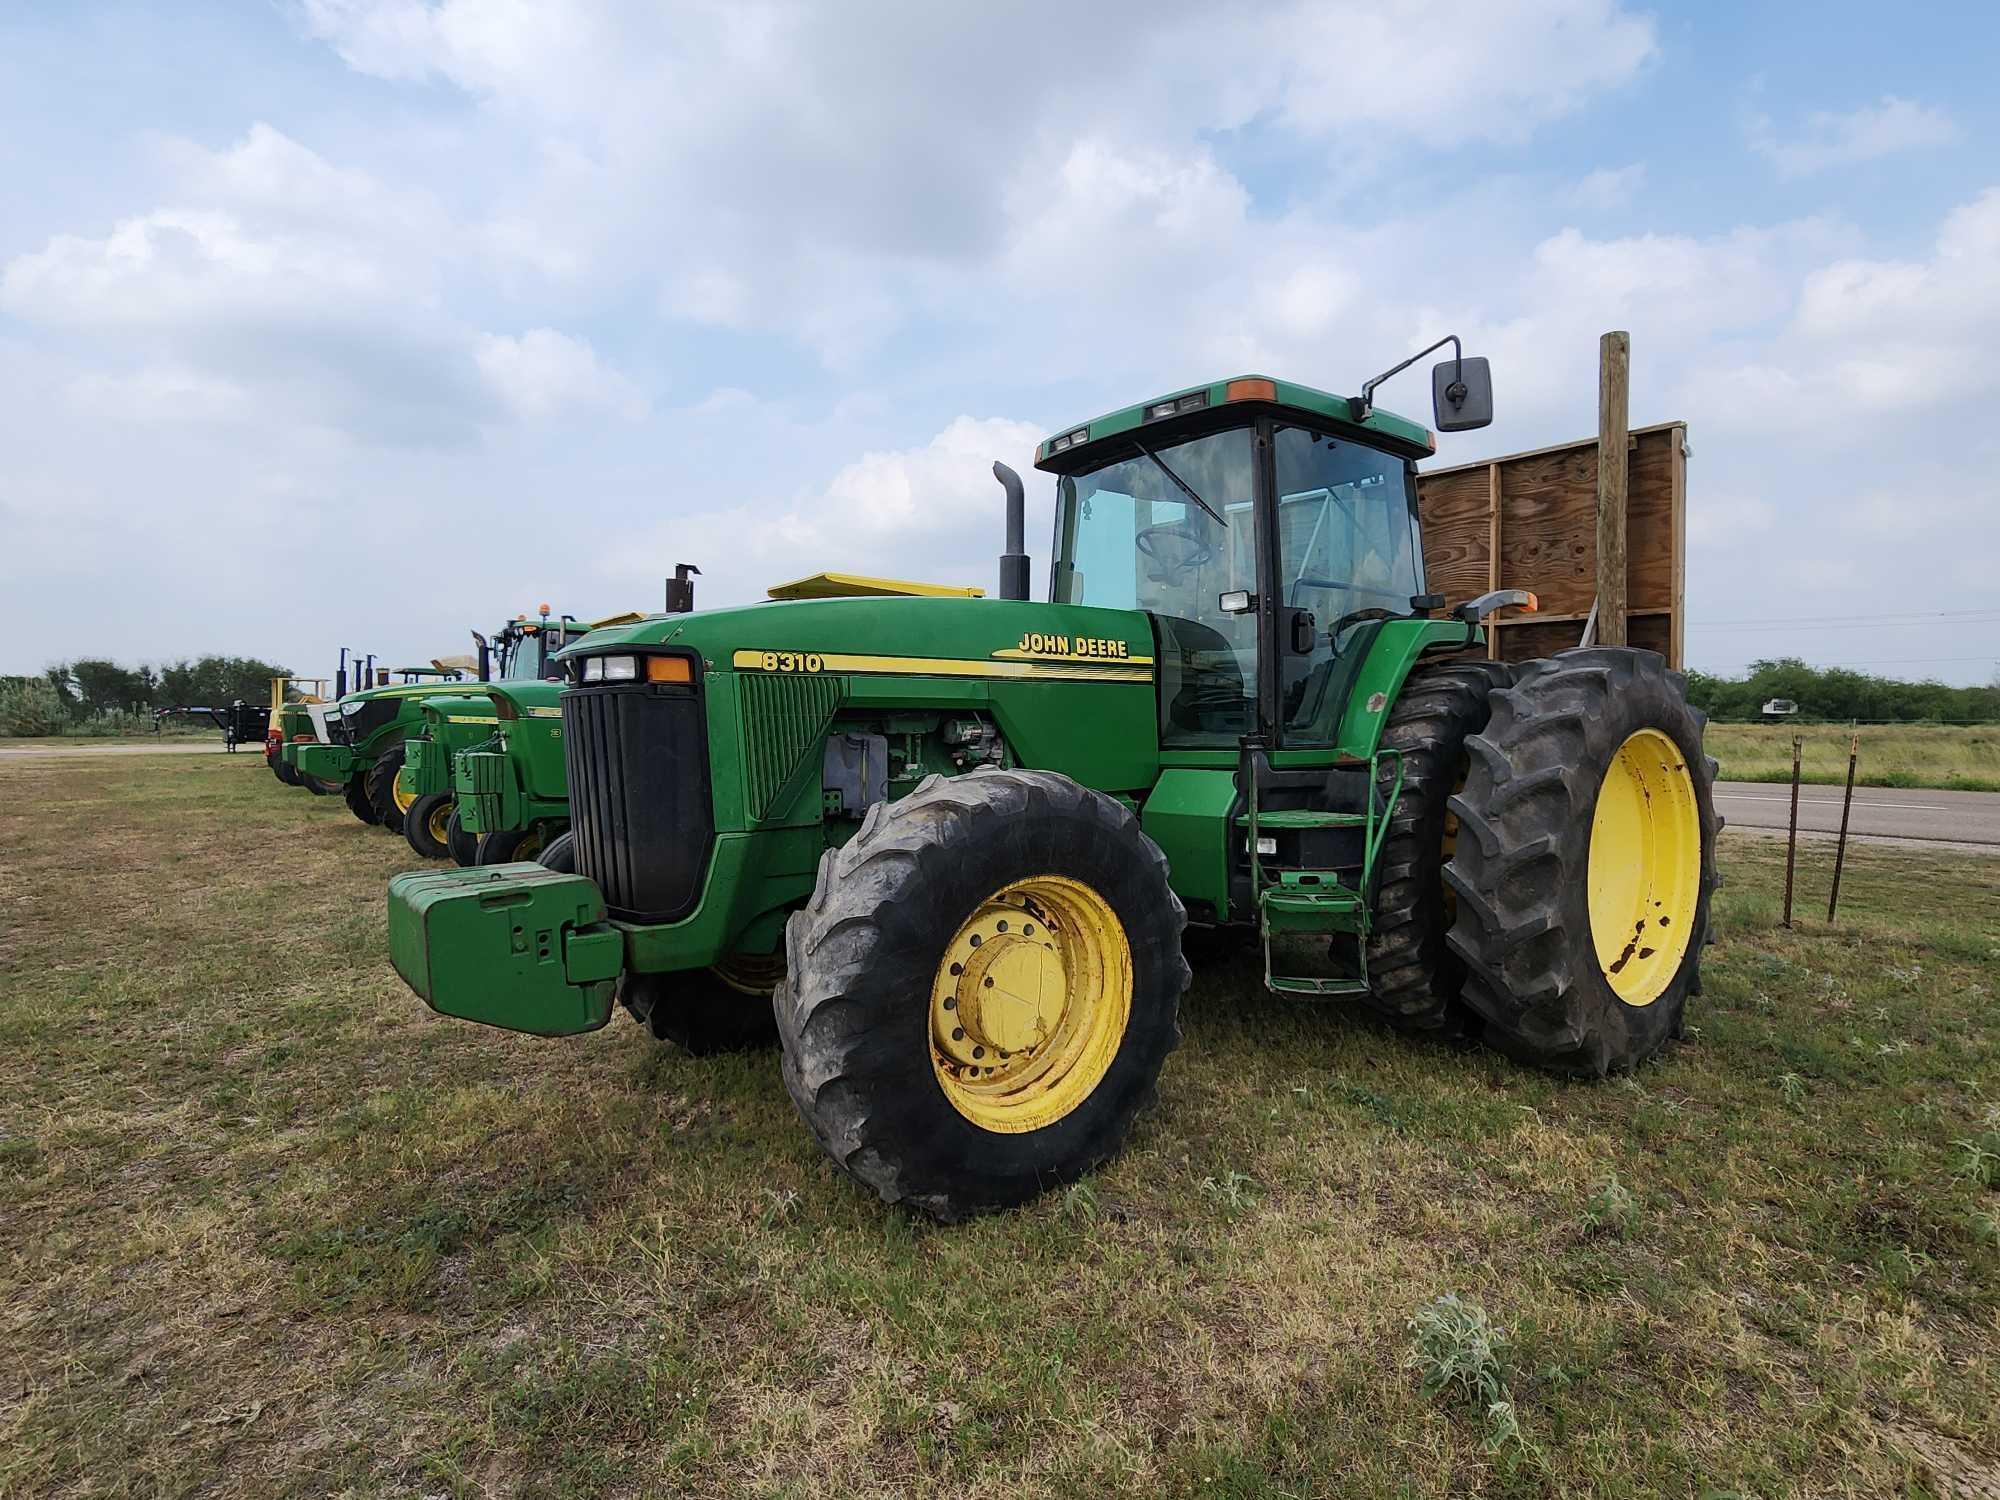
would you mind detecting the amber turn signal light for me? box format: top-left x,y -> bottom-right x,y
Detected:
646,655 -> 693,684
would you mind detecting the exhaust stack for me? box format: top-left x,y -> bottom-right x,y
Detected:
994,462 -> 1028,601
665,563 -> 700,614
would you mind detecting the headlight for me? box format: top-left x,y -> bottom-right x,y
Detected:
601,655 -> 639,682
582,657 -> 603,682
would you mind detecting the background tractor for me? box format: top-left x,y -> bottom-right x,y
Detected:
399,607 -> 651,863
388,350 -> 1719,1220
292,610 -> 582,834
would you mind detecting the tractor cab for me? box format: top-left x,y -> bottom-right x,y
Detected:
1034,374 -> 1453,753
483,609 -> 642,683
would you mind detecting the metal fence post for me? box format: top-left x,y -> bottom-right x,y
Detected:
1782,734 -> 1802,929
1827,730 -> 1859,924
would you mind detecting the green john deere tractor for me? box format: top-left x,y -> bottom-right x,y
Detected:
387,347 -> 1720,1220
400,607 -> 652,863
294,612 -> 586,835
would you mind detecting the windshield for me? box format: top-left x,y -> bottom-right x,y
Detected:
1053,421 -> 1426,748
497,628 -> 576,681
1054,427 -> 1257,746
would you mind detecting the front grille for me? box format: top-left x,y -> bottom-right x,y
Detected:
564,681 -> 713,923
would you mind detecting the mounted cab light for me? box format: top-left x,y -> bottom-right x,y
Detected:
645,655 -> 693,684
1225,377 -> 1276,404
1145,391 -> 1209,420
1218,589 -> 1254,615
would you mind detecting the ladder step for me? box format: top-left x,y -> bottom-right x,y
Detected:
1260,881 -> 1364,935
1237,809 -> 1367,829
1267,973 -> 1372,998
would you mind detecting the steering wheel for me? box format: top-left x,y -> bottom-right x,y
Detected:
1136,523 -> 1215,582
1329,607 -> 1393,655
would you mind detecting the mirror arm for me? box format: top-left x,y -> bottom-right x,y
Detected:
1355,334 -> 1462,418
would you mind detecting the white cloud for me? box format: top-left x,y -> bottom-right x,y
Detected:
1750,95 -> 1959,177
1571,163 -> 1646,210
474,329 -> 646,422
610,416 -> 1046,605
295,0 -> 1659,365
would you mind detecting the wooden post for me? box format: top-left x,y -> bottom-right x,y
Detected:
1486,462 -> 1502,660
1596,330 -> 1630,647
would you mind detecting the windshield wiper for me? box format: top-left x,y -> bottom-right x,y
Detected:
1131,436 -> 1227,528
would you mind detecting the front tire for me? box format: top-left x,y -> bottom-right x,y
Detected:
343,773 -> 379,825
404,792 -> 455,859
445,811 -> 479,867
777,768 -> 1189,1220
1445,648 -> 1719,1076
476,821 -> 556,865
366,745 -> 411,834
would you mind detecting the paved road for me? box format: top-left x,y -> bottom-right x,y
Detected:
1714,780 -> 2000,851
0,741 -> 236,758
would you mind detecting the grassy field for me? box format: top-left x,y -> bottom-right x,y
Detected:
2,757 -> 1997,1498
1707,722 -> 2000,792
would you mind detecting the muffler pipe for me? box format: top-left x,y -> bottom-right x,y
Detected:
994,461 -> 1028,602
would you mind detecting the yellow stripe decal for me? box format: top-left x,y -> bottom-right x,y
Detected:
443,715 -> 494,724
730,649 -> 1151,684
525,707 -> 563,718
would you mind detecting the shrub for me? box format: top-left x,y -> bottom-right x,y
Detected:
0,678 -> 68,737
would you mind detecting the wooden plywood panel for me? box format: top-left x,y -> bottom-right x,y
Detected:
1417,420 -> 1685,668
1414,466 -> 1491,608
1492,610 -> 1671,666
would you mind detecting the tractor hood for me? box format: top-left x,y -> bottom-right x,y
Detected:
416,692 -> 500,725
338,681 -> 476,707
481,679 -> 566,722
556,595 -> 1155,685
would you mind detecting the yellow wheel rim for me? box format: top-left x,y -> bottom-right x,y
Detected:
930,874 -> 1131,1134
1587,728 -> 1700,1007
427,800 -> 454,845
711,951 -> 785,997
393,768 -> 418,814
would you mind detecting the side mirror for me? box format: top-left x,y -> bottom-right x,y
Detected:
1432,356 -> 1493,431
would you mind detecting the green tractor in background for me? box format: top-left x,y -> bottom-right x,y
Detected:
388,347 -> 1720,1220
296,612 -> 601,835
399,605 -> 654,864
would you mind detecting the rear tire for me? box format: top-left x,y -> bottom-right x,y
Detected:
366,745 -> 409,834
476,821 -> 557,865
538,831 -> 576,872
1360,658 -> 1514,1034
776,768 -> 1188,1220
1445,648 -> 1719,1076
445,811 -> 479,867
404,792 -> 455,859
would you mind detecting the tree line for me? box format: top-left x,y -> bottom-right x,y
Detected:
0,656 -> 291,736
1685,658 -> 2000,723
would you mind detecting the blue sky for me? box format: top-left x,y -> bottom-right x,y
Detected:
4,0 -> 1997,685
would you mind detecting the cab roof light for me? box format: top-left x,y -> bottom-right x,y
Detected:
1225,377 -> 1277,404
1049,426 -> 1088,452
1145,390 -> 1210,421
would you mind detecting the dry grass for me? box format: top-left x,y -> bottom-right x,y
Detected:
1709,722 -> 2000,792
1,755 -> 1997,1497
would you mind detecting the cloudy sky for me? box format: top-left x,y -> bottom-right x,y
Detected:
4,1 -> 1997,685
